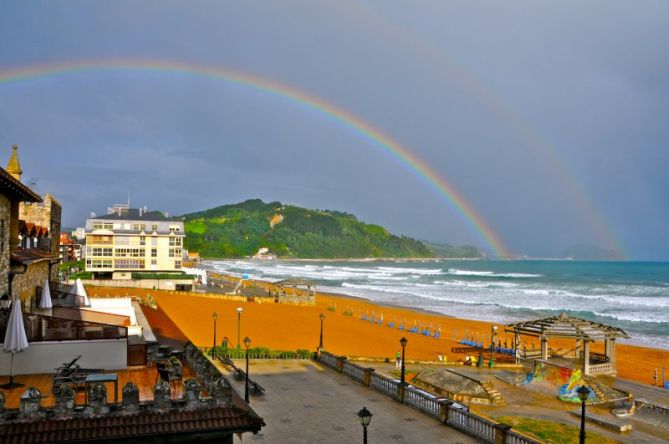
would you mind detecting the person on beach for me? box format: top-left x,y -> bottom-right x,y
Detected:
396,351 -> 401,368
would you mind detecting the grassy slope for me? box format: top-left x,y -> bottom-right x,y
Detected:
182,199 -> 435,259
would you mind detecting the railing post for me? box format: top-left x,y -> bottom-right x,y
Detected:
494,423 -> 512,444
439,399 -> 454,424
363,367 -> 374,387
398,383 -> 406,403
335,356 -> 347,373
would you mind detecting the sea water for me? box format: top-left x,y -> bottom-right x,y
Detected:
203,259 -> 669,349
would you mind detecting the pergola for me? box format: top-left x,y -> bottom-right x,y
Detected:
505,313 -> 629,376
275,279 -> 317,297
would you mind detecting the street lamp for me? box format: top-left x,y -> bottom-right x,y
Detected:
357,406 -> 373,444
489,325 -> 498,368
400,337 -> 408,385
319,313 -> 325,350
577,385 -> 590,444
244,336 -> 251,403
236,307 -> 244,349
212,312 -> 218,359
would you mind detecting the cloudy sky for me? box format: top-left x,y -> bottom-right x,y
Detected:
1,1 -> 667,259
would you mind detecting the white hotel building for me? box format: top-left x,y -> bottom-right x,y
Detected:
85,204 -> 185,279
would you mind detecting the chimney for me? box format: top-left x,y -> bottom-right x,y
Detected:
6,145 -> 23,181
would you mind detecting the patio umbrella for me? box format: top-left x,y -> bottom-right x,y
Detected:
1,298 -> 29,389
68,278 -> 90,307
39,278 -> 52,310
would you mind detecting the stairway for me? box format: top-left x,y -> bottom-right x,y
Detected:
481,381 -> 506,406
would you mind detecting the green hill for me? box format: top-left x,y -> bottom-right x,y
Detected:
422,241 -> 484,259
181,199 -> 435,259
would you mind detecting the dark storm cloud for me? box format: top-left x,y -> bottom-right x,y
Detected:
1,0 -> 668,259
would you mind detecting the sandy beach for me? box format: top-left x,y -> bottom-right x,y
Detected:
87,285 -> 669,386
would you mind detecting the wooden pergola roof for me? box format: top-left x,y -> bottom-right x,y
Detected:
505,313 -> 629,341
275,279 -> 316,287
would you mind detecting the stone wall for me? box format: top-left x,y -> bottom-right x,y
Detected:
0,194 -> 10,297
12,260 -> 49,306
19,193 -> 61,280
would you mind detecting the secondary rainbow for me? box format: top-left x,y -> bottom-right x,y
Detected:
0,59 -> 509,257
339,0 -> 626,258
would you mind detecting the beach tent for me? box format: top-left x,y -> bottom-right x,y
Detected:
1,299 -> 29,389
39,278 -> 52,310
67,278 -> 90,307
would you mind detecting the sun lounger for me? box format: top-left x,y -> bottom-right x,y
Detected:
387,322 -> 395,328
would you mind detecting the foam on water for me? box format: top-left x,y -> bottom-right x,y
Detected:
203,259 -> 669,349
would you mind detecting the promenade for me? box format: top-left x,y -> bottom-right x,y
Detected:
215,359 -> 477,444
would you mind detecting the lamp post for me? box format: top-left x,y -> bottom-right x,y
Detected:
489,325 -> 498,368
400,337 -> 408,385
577,385 -> 590,444
244,336 -> 251,403
236,307 -> 243,349
357,406 -> 372,444
319,313 -> 325,350
212,312 -> 218,359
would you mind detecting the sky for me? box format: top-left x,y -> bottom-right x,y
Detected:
1,1 -> 668,259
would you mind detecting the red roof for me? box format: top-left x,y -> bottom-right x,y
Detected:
0,406 -> 264,443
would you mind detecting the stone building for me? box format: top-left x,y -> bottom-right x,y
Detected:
0,146 -> 61,307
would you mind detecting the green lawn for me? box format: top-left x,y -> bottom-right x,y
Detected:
495,416 -> 619,444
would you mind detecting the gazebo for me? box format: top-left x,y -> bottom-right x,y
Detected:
505,313 -> 629,376
275,279 -> 317,305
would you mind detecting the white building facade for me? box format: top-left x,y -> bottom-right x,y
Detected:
84,206 -> 185,279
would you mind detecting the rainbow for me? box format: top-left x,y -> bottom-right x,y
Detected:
339,0 -> 626,258
0,59 -> 509,257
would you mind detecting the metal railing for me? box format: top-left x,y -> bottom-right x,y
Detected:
0,312 -> 127,342
404,386 -> 440,419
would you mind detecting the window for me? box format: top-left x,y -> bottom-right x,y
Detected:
86,259 -> 113,269
169,248 -> 175,257
114,236 -> 129,246
92,223 -> 113,230
151,248 -> 157,257
175,261 -> 181,269
114,259 -> 145,269
139,236 -> 146,246
132,223 -> 146,231
115,248 -> 145,257
169,237 -> 177,246
89,247 -> 113,257
151,259 -> 157,265
151,224 -> 158,231
169,226 -> 180,232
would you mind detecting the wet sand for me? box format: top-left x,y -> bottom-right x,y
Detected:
87,286 -> 669,385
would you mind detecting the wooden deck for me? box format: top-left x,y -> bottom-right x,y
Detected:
0,364 -> 196,409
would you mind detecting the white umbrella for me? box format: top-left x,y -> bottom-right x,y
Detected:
67,278 -> 90,307
39,278 -> 52,309
2,298 -> 29,388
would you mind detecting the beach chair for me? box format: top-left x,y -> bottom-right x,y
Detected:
433,331 -> 441,339
377,319 -> 383,325
398,323 -> 405,330
361,315 -> 368,321
387,322 -> 395,328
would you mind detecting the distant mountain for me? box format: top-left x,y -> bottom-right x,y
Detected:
561,244 -> 623,260
422,241 -> 484,259
181,199 -> 435,259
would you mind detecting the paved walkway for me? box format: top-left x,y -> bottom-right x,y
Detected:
214,360 -> 477,444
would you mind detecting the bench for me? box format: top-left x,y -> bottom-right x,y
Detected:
233,368 -> 245,381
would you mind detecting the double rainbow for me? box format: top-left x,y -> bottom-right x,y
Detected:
0,59 -> 509,257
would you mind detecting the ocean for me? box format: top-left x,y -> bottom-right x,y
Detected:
203,259 -> 669,349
